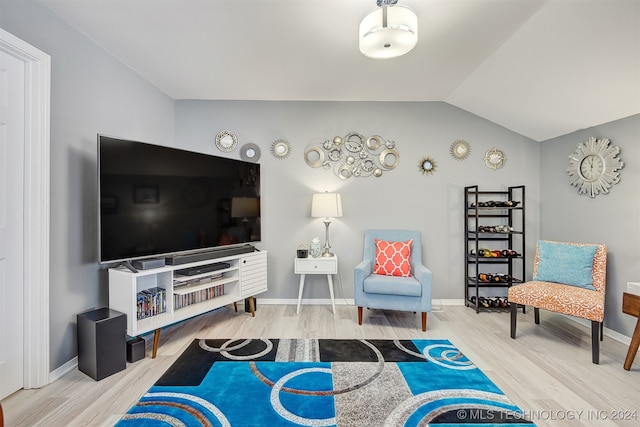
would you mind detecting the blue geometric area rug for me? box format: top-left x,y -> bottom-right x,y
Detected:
116,339 -> 534,426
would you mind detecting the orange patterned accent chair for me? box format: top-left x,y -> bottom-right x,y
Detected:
508,240 -> 607,364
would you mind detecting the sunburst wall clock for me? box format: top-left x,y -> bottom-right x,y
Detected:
567,137 -> 623,198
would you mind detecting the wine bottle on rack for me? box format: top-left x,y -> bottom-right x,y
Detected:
478,273 -> 493,282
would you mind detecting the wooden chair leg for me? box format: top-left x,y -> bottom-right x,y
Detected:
357,306 -> 363,325
600,321 -> 604,341
591,320 -> 600,364
510,303 -> 518,339
421,312 -> 427,332
534,307 -> 540,324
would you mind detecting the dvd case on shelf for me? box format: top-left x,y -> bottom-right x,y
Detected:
174,284 -> 225,310
136,286 -> 166,320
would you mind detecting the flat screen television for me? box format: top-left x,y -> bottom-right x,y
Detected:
98,134 -> 261,265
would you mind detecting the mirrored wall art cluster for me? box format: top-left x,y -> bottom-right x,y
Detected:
304,132 -> 400,179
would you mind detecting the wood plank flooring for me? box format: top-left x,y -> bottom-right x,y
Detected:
2,303 -> 639,426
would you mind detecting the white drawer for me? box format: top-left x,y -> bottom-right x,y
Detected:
295,257 -> 338,274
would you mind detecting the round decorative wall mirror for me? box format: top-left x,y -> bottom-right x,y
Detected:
379,149 -> 400,169
337,164 -> 352,180
240,143 -> 261,162
271,139 -> 291,159
419,156 -> 437,175
483,147 -> 506,170
215,130 -> 237,152
450,140 -> 470,160
366,135 -> 382,150
304,147 -> 325,168
344,132 -> 365,153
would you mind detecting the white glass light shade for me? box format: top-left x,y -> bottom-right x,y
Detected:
231,197 -> 259,218
359,5 -> 418,59
311,193 -> 343,218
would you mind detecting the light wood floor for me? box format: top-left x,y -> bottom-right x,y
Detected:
2,303 -> 639,427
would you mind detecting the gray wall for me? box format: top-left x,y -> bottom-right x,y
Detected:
539,115 -> 640,338
1,0 -> 175,370
175,100 -> 541,302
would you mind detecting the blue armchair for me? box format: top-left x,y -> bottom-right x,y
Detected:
354,229 -> 432,331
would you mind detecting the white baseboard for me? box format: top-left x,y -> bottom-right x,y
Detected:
263,298 -> 354,306
49,356 -> 77,384
561,315 -> 631,345
259,298 -> 465,309
431,299 -> 465,311
604,327 -> 632,345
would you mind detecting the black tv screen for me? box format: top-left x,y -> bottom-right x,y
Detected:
98,135 -> 261,264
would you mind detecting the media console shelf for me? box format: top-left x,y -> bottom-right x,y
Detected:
108,249 -> 267,358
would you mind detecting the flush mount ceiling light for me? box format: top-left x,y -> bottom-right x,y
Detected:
359,0 -> 418,59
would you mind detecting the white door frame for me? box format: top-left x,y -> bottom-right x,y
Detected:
0,28 -> 51,389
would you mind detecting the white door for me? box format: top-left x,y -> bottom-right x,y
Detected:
0,48 -> 26,399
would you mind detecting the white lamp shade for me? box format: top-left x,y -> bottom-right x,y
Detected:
311,193 -> 343,218
231,197 -> 259,218
359,5 -> 418,59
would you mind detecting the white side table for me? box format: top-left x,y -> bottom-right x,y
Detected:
295,255 -> 338,315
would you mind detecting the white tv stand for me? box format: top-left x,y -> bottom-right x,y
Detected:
108,249 -> 267,358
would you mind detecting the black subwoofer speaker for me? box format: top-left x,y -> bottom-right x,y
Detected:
77,307 -> 126,380
126,337 -> 146,363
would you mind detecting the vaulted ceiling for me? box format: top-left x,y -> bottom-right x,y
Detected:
39,0 -> 639,141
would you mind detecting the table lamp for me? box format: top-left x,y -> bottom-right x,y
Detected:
311,192 -> 343,257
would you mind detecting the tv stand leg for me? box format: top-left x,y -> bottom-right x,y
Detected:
152,328 -> 161,359
247,297 -> 255,317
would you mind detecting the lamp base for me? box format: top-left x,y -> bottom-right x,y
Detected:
322,219 -> 334,258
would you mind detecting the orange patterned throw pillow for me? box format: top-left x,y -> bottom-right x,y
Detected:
374,239 -> 413,277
